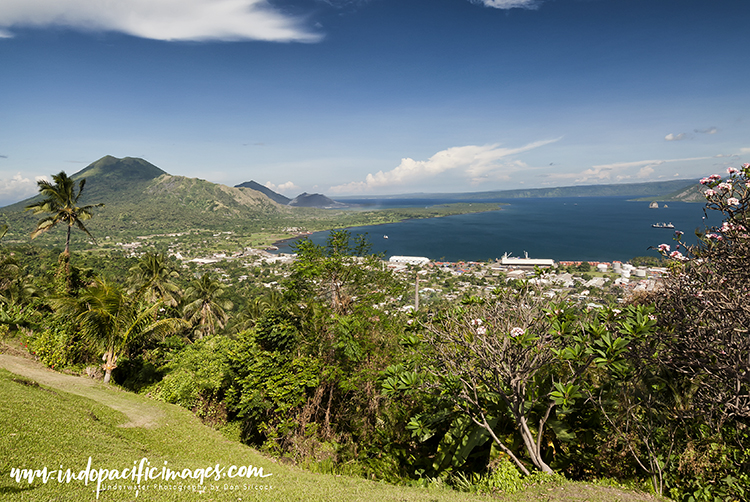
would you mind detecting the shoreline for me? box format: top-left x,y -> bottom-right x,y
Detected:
269,204 -> 507,251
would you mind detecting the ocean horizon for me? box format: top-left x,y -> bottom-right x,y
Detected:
273,197 -> 714,262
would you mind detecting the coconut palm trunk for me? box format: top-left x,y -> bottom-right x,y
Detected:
103,349 -> 117,385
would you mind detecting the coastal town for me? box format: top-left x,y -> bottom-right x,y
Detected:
111,229 -> 664,308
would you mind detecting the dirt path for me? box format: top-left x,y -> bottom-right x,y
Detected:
0,352 -> 164,428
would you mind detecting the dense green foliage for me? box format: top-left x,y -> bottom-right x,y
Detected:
1,163 -> 748,500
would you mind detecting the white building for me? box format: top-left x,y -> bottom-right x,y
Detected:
389,256 -> 431,266
499,253 -> 555,268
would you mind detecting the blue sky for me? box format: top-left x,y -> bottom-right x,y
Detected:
1,0 -> 748,205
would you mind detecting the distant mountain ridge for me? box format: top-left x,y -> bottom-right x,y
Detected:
335,179 -> 700,200
234,181 -> 291,205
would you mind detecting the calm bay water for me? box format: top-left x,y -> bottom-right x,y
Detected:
275,197 -> 714,262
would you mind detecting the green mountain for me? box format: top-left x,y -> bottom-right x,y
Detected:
0,156 -> 291,245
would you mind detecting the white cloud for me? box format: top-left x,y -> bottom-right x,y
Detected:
665,133 -> 686,141
329,138 -> 560,194
0,172 -> 43,202
637,166 -> 655,178
0,28 -> 12,38
545,156 -> 712,184
265,181 -> 299,194
695,127 -> 718,134
469,0 -> 539,9
0,0 -> 321,42
544,166 -> 616,183
740,147 -> 750,154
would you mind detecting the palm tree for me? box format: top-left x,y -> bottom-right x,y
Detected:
128,252 -> 182,308
182,273 -> 233,338
25,171 -> 103,260
0,253 -> 20,292
60,278 -> 188,384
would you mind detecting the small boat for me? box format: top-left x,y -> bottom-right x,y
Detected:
383,235 -> 389,239
652,222 -> 674,229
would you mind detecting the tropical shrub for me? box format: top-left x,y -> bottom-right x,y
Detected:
622,164 -> 750,498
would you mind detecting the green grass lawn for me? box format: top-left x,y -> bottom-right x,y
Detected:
0,359 -> 664,502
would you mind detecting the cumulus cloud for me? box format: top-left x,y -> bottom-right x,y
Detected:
469,0 -> 540,9
0,172 -> 44,202
545,156 -> 712,184
543,166 -> 616,183
695,127 -> 718,134
637,166 -> 655,178
665,133 -> 686,141
265,181 -> 299,194
0,0 -> 321,42
330,138 -> 560,194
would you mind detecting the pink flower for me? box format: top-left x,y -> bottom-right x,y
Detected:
743,163 -> 750,169
717,182 -> 733,192
658,243 -> 670,253
727,167 -> 739,174
670,251 -> 687,261
727,197 -> 740,206
704,189 -> 716,197
476,326 -> 487,335
471,318 -> 483,327
510,327 -> 524,337
709,174 -> 722,181
699,177 -> 711,185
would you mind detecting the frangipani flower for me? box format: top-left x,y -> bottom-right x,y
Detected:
670,250 -> 688,261
727,197 -> 740,206
510,327 -> 524,337
717,182 -> 733,192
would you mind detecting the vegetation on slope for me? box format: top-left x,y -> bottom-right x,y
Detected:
0,162 -> 748,502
